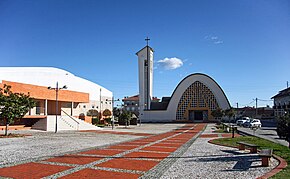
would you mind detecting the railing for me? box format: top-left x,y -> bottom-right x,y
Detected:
61,109 -> 80,130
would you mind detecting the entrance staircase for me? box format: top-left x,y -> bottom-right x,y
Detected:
32,114 -> 101,131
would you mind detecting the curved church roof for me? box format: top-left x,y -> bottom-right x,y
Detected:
0,67 -> 112,99
151,73 -> 230,110
171,73 -> 230,108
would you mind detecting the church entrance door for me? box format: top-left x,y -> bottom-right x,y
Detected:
194,111 -> 203,121
189,110 -> 204,122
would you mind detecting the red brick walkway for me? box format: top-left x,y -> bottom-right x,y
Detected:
0,124 -> 206,179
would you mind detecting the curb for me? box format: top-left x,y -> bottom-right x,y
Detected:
208,138 -> 288,179
256,154 -> 287,179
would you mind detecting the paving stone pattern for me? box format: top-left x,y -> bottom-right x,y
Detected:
0,124 -> 202,178
0,124 -> 279,178
160,124 -> 279,179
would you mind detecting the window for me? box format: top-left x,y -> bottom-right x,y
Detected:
92,105 -> 95,108
83,105 -> 86,108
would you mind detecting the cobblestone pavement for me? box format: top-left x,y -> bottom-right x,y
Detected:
0,123 -> 184,166
0,123 -> 279,178
0,124 -> 204,178
160,124 -> 279,179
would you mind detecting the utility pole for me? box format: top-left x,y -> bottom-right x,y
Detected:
255,98 -> 258,117
287,81 -> 289,88
236,102 -> 239,109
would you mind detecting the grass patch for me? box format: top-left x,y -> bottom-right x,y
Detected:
211,136 -> 290,179
96,124 -> 105,127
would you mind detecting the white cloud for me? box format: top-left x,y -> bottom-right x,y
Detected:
214,40 -> 223,44
157,57 -> 183,70
211,36 -> 218,40
205,35 -> 224,45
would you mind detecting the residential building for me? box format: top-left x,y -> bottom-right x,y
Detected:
272,87 -> 290,117
122,95 -> 159,116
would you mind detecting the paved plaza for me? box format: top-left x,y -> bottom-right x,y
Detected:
0,124 -> 280,178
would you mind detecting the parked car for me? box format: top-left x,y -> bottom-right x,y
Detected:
249,119 -> 262,128
242,119 -> 253,128
243,119 -> 262,128
236,117 -> 250,126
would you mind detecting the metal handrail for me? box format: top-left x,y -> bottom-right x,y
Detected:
60,109 -> 80,130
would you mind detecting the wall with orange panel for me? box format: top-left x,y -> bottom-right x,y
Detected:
1,80 -> 89,103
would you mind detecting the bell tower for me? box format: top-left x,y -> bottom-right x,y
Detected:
136,37 -> 154,116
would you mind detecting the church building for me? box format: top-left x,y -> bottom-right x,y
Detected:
136,42 -> 230,123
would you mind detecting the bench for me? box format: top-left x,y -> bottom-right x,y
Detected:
259,149 -> 273,167
237,141 -> 258,153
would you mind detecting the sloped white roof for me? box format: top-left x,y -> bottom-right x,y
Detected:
0,67 -> 112,100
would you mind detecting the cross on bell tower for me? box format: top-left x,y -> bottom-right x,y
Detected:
145,37 -> 150,46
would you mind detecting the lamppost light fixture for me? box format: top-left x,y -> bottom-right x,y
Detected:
47,82 -> 67,133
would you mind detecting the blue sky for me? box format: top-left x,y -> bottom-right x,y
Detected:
0,0 -> 289,107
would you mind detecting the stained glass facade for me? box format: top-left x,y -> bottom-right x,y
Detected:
176,81 -> 220,120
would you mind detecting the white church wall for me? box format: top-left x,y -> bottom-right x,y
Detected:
142,110 -> 174,122
143,73 -> 230,122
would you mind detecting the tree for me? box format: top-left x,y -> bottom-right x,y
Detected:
0,84 -> 36,136
276,114 -> 290,148
224,108 -> 236,122
211,108 -> 224,120
113,107 -> 121,118
87,109 -> 98,118
87,109 -> 99,125
119,110 -> 132,127
102,109 -> 112,123
102,109 -> 112,117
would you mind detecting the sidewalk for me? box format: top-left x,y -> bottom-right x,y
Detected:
160,124 -> 279,179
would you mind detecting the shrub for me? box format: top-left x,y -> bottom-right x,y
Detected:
87,109 -> 98,117
92,117 -> 99,125
103,109 -> 112,117
277,116 -> 288,139
118,111 -> 131,126
276,114 -> 290,148
105,117 -> 111,124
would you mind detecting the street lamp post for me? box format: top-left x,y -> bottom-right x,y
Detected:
106,97 -> 120,130
48,82 -> 67,133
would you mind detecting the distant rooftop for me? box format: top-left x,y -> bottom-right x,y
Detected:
271,87 -> 290,99
150,97 -> 171,110
122,95 -> 160,101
